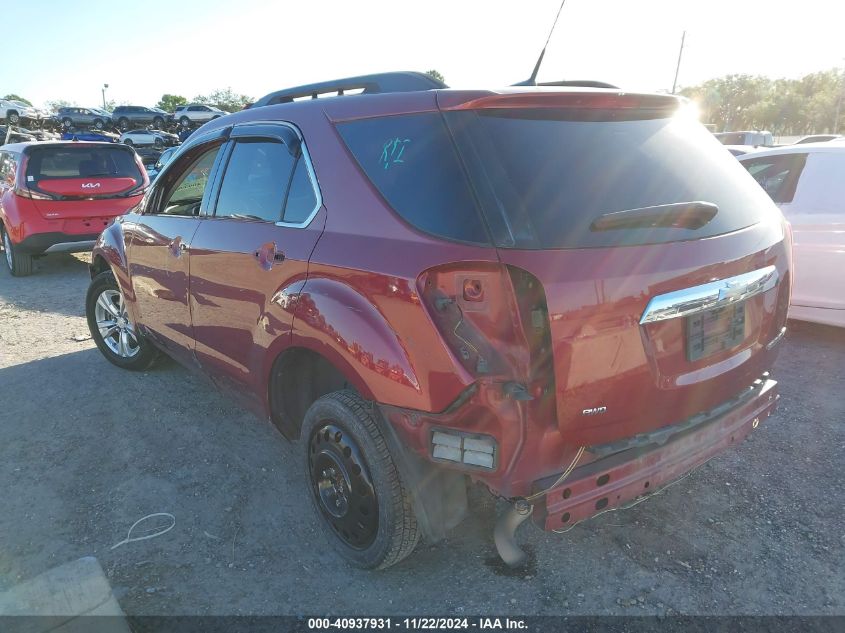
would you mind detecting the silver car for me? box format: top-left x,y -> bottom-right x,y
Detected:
173,104 -> 226,126
119,129 -> 177,148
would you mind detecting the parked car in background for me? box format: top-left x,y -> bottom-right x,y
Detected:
740,144 -> 845,327
85,74 -> 791,570
111,106 -> 168,131
714,130 -> 774,147
725,145 -> 758,157
0,126 -> 37,144
0,99 -> 41,126
0,141 -> 147,276
61,130 -> 119,143
145,146 -> 178,180
55,107 -> 113,130
119,128 -> 178,148
173,104 -> 226,126
794,134 -> 842,144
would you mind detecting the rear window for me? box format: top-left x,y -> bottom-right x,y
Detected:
26,146 -> 142,181
339,110 -> 776,249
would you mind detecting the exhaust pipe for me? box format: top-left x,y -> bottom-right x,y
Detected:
494,500 -> 532,567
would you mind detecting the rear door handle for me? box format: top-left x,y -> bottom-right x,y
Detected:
168,237 -> 188,257
254,242 -> 284,269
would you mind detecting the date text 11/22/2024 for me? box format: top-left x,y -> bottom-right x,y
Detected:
307,617 -> 528,630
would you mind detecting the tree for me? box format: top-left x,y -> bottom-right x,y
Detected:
45,99 -> 74,112
3,94 -> 32,105
680,68 -> 845,135
192,88 -> 253,113
156,94 -> 187,112
425,69 -> 445,84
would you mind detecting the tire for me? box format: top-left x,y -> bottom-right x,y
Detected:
117,117 -> 129,131
302,390 -> 419,569
62,117 -> 73,129
179,116 -> 189,126
154,137 -> 163,148
2,226 -> 33,277
153,117 -> 164,129
7,111 -> 19,125
86,270 -> 158,370
93,119 -> 104,130
123,139 -> 133,146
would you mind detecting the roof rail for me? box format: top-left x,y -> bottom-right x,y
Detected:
537,79 -> 619,89
252,71 -> 447,108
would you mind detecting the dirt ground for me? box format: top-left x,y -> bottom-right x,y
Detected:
0,253 -> 843,616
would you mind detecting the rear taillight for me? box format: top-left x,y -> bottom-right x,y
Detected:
14,186 -> 53,200
418,263 -> 528,379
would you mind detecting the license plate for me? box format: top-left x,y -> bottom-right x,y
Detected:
686,303 -> 746,362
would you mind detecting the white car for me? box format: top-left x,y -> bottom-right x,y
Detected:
0,99 -> 40,126
173,104 -> 226,126
119,129 -> 174,148
739,144 -> 845,327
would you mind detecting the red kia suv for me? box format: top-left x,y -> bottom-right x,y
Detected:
84,73 -> 791,569
0,141 -> 147,276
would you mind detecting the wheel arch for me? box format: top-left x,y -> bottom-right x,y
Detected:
268,345 -> 368,441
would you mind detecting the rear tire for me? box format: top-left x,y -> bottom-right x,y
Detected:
123,139 -> 133,146
93,119 -> 104,130
62,117 -> 73,129
7,111 -> 19,125
302,390 -> 419,569
2,227 -> 34,277
179,116 -> 189,126
154,137 -> 163,148
153,117 -> 164,129
118,117 -> 129,131
86,270 -> 159,370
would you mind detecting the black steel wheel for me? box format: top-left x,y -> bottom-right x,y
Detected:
302,391 -> 419,569
309,423 -> 379,549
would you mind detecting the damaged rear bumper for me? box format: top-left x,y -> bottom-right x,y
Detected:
533,377 -> 779,531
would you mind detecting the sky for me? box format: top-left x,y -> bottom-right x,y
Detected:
3,0 -> 844,110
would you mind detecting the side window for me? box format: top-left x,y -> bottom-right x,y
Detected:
742,153 -> 807,203
153,145 -> 222,216
283,157 -> 318,224
214,141 -> 295,222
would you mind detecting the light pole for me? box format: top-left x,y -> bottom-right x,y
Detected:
672,31 -> 686,94
834,62 -> 844,134
102,83 -> 109,110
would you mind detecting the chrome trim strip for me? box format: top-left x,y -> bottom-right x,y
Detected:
766,326 -> 787,351
640,265 -> 779,325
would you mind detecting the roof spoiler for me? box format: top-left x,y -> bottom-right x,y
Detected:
251,71 -> 447,109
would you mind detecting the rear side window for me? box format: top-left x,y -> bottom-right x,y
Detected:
26,146 -> 141,181
215,141 -> 295,223
283,158 -> 318,224
336,113 -> 489,244
741,153 -> 808,204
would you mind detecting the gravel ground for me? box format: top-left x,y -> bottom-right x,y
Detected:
0,253 -> 843,616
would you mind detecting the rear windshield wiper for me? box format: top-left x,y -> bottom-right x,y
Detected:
590,201 -> 718,232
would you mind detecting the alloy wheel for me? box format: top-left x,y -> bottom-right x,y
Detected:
94,288 -> 140,358
3,231 -> 12,271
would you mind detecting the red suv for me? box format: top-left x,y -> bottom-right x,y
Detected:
84,73 -> 791,570
0,141 -> 147,276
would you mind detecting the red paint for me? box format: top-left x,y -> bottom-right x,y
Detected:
89,88 -> 792,513
0,141 -> 146,252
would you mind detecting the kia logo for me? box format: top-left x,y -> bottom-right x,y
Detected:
81,182 -> 101,189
